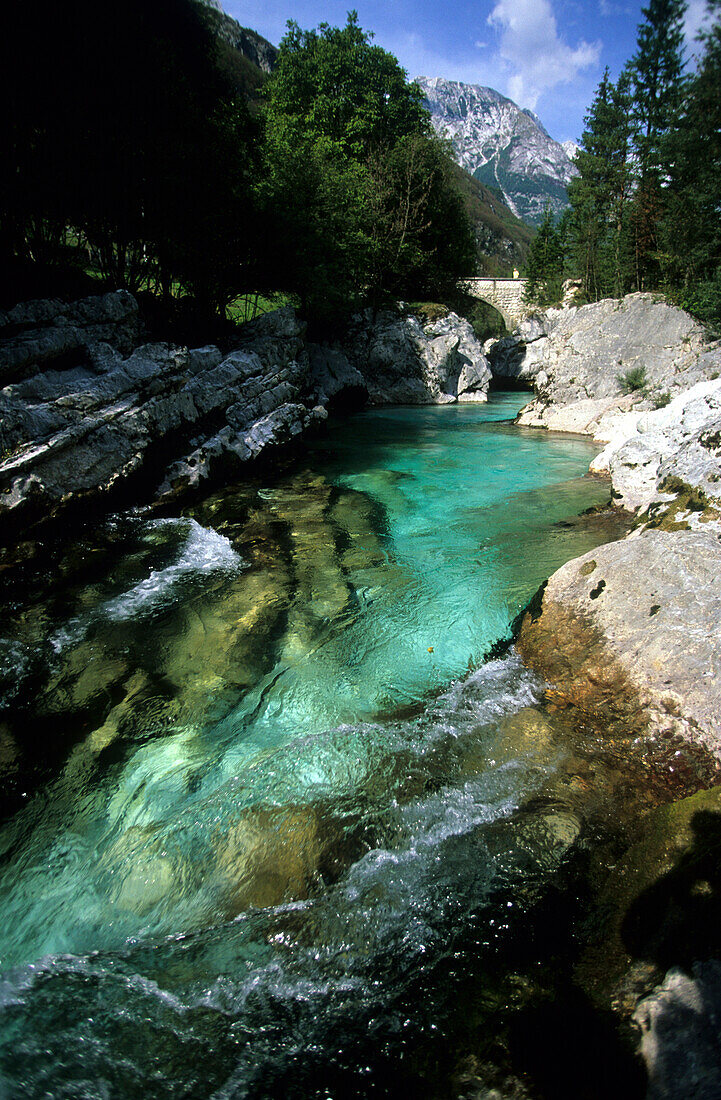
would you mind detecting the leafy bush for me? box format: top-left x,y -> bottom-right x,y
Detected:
652,389 -> 671,409
617,366 -> 648,394
405,302 -> 450,324
680,270 -> 721,335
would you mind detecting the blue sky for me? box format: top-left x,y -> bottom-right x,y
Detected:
223,0 -> 709,143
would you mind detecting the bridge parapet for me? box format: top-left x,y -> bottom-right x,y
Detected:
463,277 -> 528,330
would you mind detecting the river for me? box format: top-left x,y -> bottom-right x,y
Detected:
0,394 -> 628,1096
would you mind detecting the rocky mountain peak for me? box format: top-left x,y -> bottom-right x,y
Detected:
415,76 -> 578,226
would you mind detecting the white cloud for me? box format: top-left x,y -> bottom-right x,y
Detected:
683,0 -> 712,54
487,0 -> 601,109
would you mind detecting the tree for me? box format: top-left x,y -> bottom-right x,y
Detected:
628,0 -> 688,287
364,134 -> 475,306
264,12 -> 430,160
631,0 -> 688,183
524,207 -> 564,306
261,12 -> 473,322
566,70 -> 633,300
663,0 -> 721,323
0,0 -> 262,313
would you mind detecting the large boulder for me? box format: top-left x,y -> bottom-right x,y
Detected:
517,529 -> 721,756
344,308 -> 492,405
488,294 -> 721,436
599,378 -> 721,514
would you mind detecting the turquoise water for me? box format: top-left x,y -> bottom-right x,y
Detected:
0,395 -> 619,1096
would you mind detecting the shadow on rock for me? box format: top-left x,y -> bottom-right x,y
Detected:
507,985 -> 647,1100
621,809 -> 721,972
619,809 -> 721,1100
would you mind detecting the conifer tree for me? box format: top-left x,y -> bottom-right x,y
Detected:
524,206 -> 563,306
628,0 -> 687,288
664,0 -> 721,323
567,70 -> 633,299
631,0 -> 688,182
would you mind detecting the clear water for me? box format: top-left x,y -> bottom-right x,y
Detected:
0,395 -> 620,1097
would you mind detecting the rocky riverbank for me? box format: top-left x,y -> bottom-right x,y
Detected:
489,293 -> 721,757
0,293 -> 491,537
491,292 -> 721,1096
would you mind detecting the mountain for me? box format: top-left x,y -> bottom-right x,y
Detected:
201,2 -> 277,100
449,163 -> 533,275
416,77 -> 577,226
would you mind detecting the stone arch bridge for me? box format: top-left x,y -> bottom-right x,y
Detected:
463,277 -> 528,330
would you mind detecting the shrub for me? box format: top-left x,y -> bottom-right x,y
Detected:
617,365 -> 648,394
652,390 -> 671,409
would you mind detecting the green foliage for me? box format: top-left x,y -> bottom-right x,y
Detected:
0,0 -> 261,315
464,299 -> 508,341
261,12 -> 474,324
265,13 -> 429,160
561,0 -> 721,321
0,5 -> 474,325
679,270 -> 721,332
663,6 -> 721,311
567,68 -> 633,300
630,0 -> 687,183
524,207 -> 564,306
651,389 -> 672,408
617,366 -> 648,393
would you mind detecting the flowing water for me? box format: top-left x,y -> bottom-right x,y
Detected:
0,395 -> 627,1097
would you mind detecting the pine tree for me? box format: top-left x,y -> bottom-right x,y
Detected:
567,70 -> 633,300
664,0 -> 721,323
524,206 -> 563,306
631,0 -> 688,183
628,0 -> 688,288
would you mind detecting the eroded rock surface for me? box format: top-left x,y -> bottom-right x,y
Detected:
518,530 -> 721,755
0,294 -> 496,533
344,308 -> 492,405
0,301 -> 322,530
599,378 -> 721,514
489,294 -> 721,438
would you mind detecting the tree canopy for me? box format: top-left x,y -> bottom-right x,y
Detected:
533,0 -> 721,329
0,5 -> 475,328
260,11 -> 474,324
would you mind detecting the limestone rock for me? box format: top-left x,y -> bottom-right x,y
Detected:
635,962 -> 721,1100
344,308 -> 491,405
0,290 -> 139,385
606,378 -> 721,514
307,344 -> 367,409
517,530 -> 721,755
488,294 -> 720,436
0,297 -> 351,530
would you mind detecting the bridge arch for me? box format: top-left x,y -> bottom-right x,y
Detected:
462,277 -> 528,330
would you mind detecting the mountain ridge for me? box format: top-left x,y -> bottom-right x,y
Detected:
415,76 -> 578,226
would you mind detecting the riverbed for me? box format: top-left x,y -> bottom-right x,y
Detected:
0,394 -> 633,1096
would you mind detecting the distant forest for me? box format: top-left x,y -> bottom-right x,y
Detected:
0,3 -> 482,331
524,0 -> 721,329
